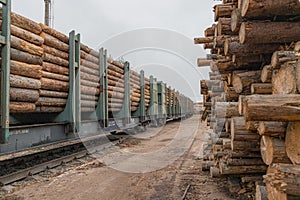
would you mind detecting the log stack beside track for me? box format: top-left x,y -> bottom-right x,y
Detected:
196,0 -> 300,199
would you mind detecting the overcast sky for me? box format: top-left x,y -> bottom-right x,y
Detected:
12,0 -> 218,102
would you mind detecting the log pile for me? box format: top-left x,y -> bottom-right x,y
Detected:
196,0 -> 300,198
3,11 -> 152,114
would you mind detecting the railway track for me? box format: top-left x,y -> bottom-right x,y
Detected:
0,133 -> 129,186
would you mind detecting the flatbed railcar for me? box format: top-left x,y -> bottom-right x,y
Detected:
0,1 -> 194,154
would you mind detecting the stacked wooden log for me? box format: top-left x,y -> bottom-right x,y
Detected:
80,43 -> 100,112
2,12 -> 44,113
39,24 -> 69,113
196,0 -> 300,198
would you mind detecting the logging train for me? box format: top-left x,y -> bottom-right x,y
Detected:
0,2 -> 194,154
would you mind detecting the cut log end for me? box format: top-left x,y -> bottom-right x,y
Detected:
241,0 -> 250,17
239,22 -> 246,44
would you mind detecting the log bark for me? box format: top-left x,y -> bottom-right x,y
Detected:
238,95 -> 246,116
217,18 -> 234,36
251,83 -> 272,94
81,94 -> 98,101
42,62 -> 69,76
10,60 -> 42,79
204,25 -> 216,37
81,85 -> 100,96
40,23 -> 69,44
194,37 -> 214,44
39,90 -> 69,98
261,136 -> 291,165
214,4 -> 235,21
44,45 -> 69,60
36,97 -> 67,107
239,21 -> 300,44
10,87 -> 39,102
10,74 -> 41,90
261,65 -> 273,83
244,94 -> 300,122
80,43 -> 99,58
258,122 -> 287,137
227,158 -> 264,166
43,52 -> 69,67
232,70 -> 261,94
286,122 -> 300,164
272,61 -> 297,95
255,185 -> 268,200
224,39 -> 279,56
81,65 -> 100,76
41,78 -> 69,92
10,102 -> 36,113
219,161 -> 266,175
36,106 -> 64,113
241,0 -> 300,18
11,35 -> 43,57
215,102 -> 239,118
231,140 -> 260,151
11,48 -> 43,65
41,32 -> 69,52
42,71 -> 69,82
80,50 -> 99,65
271,51 -> 297,69
81,59 -> 99,70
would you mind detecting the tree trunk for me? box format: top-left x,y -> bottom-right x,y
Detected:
11,35 -> 43,57
231,140 -> 260,151
10,87 -> 39,102
261,65 -> 273,83
40,23 -> 69,44
231,8 -> 242,33
41,78 -> 69,92
39,90 -> 69,98
36,97 -> 67,107
11,48 -> 43,65
80,50 -> 99,65
36,106 -> 64,113
239,21 -> 300,44
44,45 -> 69,60
42,71 -> 69,82
286,122 -> 300,164
217,18 -> 235,36
10,102 -> 36,113
258,121 -> 287,137
214,4 -> 235,21
43,52 -> 69,67
81,59 -> 99,70
255,185 -> 268,200
10,74 -> 41,90
271,51 -> 297,69
227,158 -> 264,166
232,70 -> 261,94
42,62 -> 69,76
244,94 -> 300,121
40,32 -> 69,53
215,102 -> 239,118
251,83 -> 272,94
10,60 -> 42,79
219,161 -> 266,175
241,0 -> 300,18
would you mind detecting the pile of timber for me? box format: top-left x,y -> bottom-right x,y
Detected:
5,12 -> 43,113
39,24 -> 70,113
80,43 -> 100,112
196,0 -> 300,198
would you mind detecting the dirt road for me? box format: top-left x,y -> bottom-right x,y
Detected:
3,116 -> 235,200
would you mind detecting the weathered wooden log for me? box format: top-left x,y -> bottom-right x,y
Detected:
41,32 -> 69,52
271,51 -> 297,69
214,4 -> 235,21
10,102 -> 36,113
80,50 -> 99,65
261,136 -> 291,165
204,25 -> 216,37
42,62 -> 69,76
251,83 -> 272,94
43,52 -> 69,67
227,158 -> 264,166
11,48 -> 43,65
217,18 -> 235,36
255,185 -> 268,200
39,90 -> 69,98
246,121 -> 259,131
261,65 -> 273,83
80,43 -> 99,58
81,79 -> 100,88
0,11 -> 42,34
81,72 -> 100,83
241,176 -> 263,183
81,94 -> 98,101
11,35 -> 43,57
44,45 -> 69,60
239,21 -> 300,44
81,65 -> 100,76
197,58 -> 211,67
229,150 -> 262,158
210,167 -> 221,178
232,70 -> 261,94
296,60 -> 300,93
286,122 -> 300,164
265,163 -> 300,197
0,20 -> 44,46
273,61 -> 297,95
257,122 -> 287,137
10,74 -> 41,90
194,37 -> 214,44
10,88 -> 39,102
40,23 -> 69,44
81,100 -> 97,108
231,140 -> 260,151
224,39 -> 279,56
41,78 -> 69,92
36,106 -> 64,113
231,8 -> 242,33
36,97 -> 67,107
81,59 -> 99,70
219,161 -> 266,175
244,94 -> 300,122
10,60 -> 42,79
215,102 -> 239,118
81,85 -> 100,96
42,71 -> 69,82
232,54 -> 270,66
241,0 -> 300,18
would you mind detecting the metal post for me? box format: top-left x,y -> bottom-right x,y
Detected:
0,0 -> 11,143
123,62 -> 131,125
139,70 -> 145,121
44,0 -> 51,26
